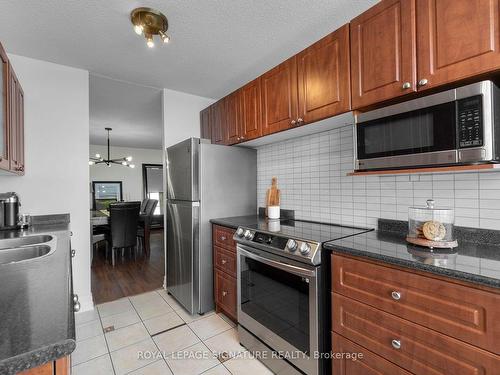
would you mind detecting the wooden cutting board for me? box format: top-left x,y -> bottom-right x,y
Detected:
266,177 -> 280,207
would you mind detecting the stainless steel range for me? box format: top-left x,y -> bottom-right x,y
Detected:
234,219 -> 372,375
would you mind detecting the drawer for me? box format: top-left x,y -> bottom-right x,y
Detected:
213,225 -> 236,251
215,269 -> 237,320
214,245 -> 237,277
332,293 -> 500,375
332,254 -> 500,354
332,332 -> 412,375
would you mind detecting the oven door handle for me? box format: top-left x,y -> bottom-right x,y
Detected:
238,246 -> 316,278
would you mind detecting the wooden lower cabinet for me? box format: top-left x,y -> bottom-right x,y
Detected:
215,269 -> 237,321
18,356 -> 70,375
213,224 -> 237,321
332,333 -> 412,375
331,254 -> 500,375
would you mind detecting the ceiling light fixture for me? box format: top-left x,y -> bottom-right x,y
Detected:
89,128 -> 135,168
131,7 -> 170,48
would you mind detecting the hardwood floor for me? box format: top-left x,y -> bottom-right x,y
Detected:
91,229 -> 165,304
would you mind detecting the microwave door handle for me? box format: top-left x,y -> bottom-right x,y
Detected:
238,246 -> 315,278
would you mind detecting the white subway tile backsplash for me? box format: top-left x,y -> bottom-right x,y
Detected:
257,126 -> 500,229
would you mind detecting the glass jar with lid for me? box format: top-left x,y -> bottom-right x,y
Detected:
408,199 -> 456,247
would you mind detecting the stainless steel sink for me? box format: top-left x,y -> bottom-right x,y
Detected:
0,235 -> 53,250
0,245 -> 52,265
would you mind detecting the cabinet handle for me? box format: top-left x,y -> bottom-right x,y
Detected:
391,291 -> 401,301
402,82 -> 411,89
222,291 -> 227,297
220,236 -> 226,241
237,137 -> 241,141
240,136 -> 245,140
418,78 -> 428,87
391,339 -> 401,349
221,259 -> 227,264
71,249 -> 76,257
73,294 -> 79,303
290,120 -> 296,125
74,301 -> 81,312
297,118 -> 304,123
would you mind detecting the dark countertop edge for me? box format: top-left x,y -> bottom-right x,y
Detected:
0,339 -> 76,375
209,218 -> 240,229
324,243 -> 500,290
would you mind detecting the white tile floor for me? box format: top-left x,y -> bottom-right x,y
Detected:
73,289 -> 273,375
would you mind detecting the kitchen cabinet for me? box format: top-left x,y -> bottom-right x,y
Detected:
211,100 -> 225,145
200,106 -> 212,140
261,56 -> 298,135
9,68 -> 24,174
331,254 -> 500,373
350,0 -> 417,109
239,78 -> 262,141
18,356 -> 70,375
0,42 -> 10,171
297,24 -> 351,123
212,224 -> 237,321
225,90 -> 241,145
417,0 -> 500,91
0,40 -> 25,175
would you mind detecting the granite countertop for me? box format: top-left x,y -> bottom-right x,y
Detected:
324,220 -> 500,289
0,222 -> 76,374
210,215 -> 265,229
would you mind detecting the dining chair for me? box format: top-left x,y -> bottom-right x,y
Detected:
106,201 -> 141,266
137,199 -> 158,256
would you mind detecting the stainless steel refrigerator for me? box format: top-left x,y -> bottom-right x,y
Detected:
166,138 -> 256,315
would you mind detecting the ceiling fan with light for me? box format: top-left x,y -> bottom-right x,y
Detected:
89,128 -> 135,168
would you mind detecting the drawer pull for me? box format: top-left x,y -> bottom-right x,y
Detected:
222,291 -> 227,297
391,291 -> 401,300
74,301 -> 81,312
220,236 -> 226,241
391,339 -> 401,349
221,259 -> 227,264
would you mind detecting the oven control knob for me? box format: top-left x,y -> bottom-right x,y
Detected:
244,230 -> 253,240
236,228 -> 244,237
299,242 -> 311,255
287,240 -> 298,251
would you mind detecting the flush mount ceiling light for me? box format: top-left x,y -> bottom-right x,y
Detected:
89,128 -> 135,168
131,7 -> 170,48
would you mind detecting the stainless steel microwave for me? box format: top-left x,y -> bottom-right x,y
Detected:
355,80 -> 500,171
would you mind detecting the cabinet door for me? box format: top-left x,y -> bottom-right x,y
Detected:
0,43 -> 9,171
215,269 -> 237,320
211,100 -> 225,145
332,333 -> 412,375
225,91 -> 241,145
417,0 -> 500,91
297,24 -> 351,124
15,82 -> 24,174
8,67 -> 18,172
350,0 -> 417,109
239,78 -> 262,141
200,107 -> 212,141
261,56 -> 298,135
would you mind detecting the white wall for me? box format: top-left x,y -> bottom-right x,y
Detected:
89,145 -> 162,202
162,88 -> 214,149
0,55 -> 92,310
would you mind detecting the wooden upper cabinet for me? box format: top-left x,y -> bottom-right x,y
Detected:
211,100 -> 225,145
8,67 -> 19,173
225,91 -> 241,145
0,42 -> 9,171
417,0 -> 500,90
200,106 -> 212,141
15,81 -> 24,174
239,78 -> 262,141
261,56 -> 298,135
350,0 -> 417,109
297,24 -> 351,123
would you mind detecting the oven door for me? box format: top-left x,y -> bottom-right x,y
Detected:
237,244 -> 319,375
356,100 -> 458,170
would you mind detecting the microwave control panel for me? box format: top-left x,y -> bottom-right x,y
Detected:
458,95 -> 483,148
